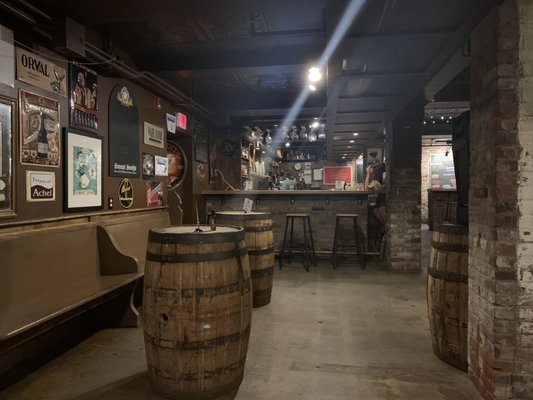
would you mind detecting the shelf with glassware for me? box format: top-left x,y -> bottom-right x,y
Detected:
275,139 -> 327,162
241,136 -> 271,189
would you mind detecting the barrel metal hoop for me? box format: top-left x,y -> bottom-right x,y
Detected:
148,356 -> 247,381
144,324 -> 251,352
248,246 -> 275,255
146,247 -> 247,263
243,226 -> 273,232
149,229 -> 244,244
431,240 -> 468,253
145,277 -> 251,299
251,266 -> 274,278
428,267 -> 468,283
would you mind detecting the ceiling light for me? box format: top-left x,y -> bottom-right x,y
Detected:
311,121 -> 319,128
308,84 -> 317,91
285,142 -> 291,147
308,67 -> 322,82
349,140 -> 354,143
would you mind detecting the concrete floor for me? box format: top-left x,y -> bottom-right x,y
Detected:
1,226 -> 479,400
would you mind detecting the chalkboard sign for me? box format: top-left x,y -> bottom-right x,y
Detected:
430,154 -> 456,189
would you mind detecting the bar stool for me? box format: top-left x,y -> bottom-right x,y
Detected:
278,213 -> 316,271
331,213 -> 364,269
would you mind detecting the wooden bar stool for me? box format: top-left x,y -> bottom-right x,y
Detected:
278,213 -> 316,271
331,213 -> 364,269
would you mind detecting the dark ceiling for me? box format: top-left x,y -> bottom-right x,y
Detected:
1,0 -> 499,161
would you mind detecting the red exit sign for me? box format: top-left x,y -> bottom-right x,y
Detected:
177,112 -> 187,131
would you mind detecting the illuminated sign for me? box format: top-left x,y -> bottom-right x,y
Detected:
177,112 -> 187,131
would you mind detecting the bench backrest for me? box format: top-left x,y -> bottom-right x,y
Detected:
97,211 -> 171,270
0,223 -> 100,337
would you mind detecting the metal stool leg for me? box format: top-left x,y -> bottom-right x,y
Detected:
332,216 -> 340,269
279,215 -> 290,269
288,216 -> 295,264
353,216 -> 364,269
302,217 -> 310,272
306,216 -> 317,266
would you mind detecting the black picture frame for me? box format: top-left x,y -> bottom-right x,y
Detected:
0,96 -> 16,218
63,128 -> 103,212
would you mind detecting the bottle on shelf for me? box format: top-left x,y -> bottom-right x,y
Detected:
37,112 -> 49,159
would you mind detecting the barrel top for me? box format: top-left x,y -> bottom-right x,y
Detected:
149,225 -> 245,244
434,222 -> 468,235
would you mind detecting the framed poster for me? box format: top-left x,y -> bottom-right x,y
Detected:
194,120 -> 208,162
323,166 -> 353,185
0,96 -> 16,217
19,90 -> 60,167
69,62 -> 98,132
146,180 -> 163,207
167,141 -> 187,190
64,129 -> 103,211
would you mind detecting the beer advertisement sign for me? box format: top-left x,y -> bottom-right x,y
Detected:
26,171 -> 55,201
19,90 -> 60,167
16,48 -> 67,97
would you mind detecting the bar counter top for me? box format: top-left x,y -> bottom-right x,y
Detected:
203,189 -> 382,254
202,190 -> 378,196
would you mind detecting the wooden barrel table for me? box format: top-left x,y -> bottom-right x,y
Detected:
216,211 -> 274,307
143,225 -> 252,400
427,222 -> 468,371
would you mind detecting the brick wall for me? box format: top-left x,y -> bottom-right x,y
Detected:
469,1 -> 533,398
388,98 -> 424,273
388,168 -> 422,272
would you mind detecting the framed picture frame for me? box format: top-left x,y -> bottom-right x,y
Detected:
0,96 -> 16,218
69,62 -> 98,132
63,128 -> 103,212
194,121 -> 208,163
19,90 -> 60,167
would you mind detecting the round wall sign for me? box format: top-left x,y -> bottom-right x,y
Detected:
118,178 -> 134,208
167,141 -> 187,190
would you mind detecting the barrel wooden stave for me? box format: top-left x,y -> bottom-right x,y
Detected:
427,223 -> 468,371
217,212 -> 274,307
143,226 -> 252,400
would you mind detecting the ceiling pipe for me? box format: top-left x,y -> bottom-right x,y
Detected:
84,42 -> 212,118
11,0 -> 52,20
0,1 -> 36,24
0,0 -> 212,119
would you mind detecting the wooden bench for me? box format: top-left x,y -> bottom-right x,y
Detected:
0,209 -> 171,388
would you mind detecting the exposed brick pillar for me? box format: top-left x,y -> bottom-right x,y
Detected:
387,96 -> 424,272
469,1 -> 533,398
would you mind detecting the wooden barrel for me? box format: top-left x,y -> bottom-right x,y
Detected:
427,222 -> 468,371
143,225 -> 252,400
216,211 -> 274,307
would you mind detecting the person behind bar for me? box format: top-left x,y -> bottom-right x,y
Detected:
365,160 -> 387,230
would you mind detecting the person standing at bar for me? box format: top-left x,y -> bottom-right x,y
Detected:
365,160 -> 387,229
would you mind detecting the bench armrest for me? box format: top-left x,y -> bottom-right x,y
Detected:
97,225 -> 139,275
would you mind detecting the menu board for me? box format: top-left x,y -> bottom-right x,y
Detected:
430,154 -> 456,189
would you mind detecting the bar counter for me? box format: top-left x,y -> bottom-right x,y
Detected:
203,190 -> 380,254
